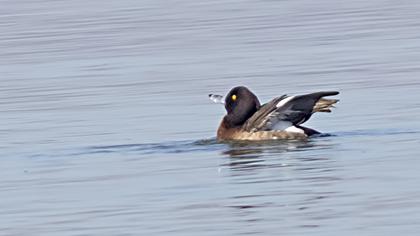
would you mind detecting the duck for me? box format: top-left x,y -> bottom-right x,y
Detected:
209,86 -> 339,141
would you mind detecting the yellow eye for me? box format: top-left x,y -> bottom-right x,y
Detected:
231,94 -> 237,101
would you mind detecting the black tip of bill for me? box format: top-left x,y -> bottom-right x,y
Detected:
209,94 -> 224,104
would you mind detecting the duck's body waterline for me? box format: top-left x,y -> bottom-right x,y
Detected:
217,119 -> 308,141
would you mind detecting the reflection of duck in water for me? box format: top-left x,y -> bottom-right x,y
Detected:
209,86 -> 339,141
222,140 -> 311,158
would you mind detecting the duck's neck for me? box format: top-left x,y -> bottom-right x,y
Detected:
217,118 -> 241,140
224,107 -> 257,128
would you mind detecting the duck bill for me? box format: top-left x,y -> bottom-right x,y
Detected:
208,94 -> 225,104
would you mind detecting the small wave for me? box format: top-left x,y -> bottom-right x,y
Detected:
84,138 -> 223,156
330,129 -> 420,137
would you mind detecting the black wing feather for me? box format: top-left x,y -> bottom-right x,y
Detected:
276,91 -> 339,125
244,91 -> 339,131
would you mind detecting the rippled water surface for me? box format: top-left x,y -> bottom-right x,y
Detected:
2,0 -> 420,235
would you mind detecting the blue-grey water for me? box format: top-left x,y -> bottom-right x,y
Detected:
2,0 -> 420,235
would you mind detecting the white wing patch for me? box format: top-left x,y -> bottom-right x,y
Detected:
272,121 -> 293,130
272,121 -> 305,134
285,126 -> 305,134
276,96 -> 295,108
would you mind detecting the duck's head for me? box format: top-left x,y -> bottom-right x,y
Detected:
216,86 -> 261,127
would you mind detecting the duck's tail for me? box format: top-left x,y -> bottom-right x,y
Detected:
313,97 -> 339,113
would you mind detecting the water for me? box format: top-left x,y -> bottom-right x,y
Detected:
2,0 -> 420,235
